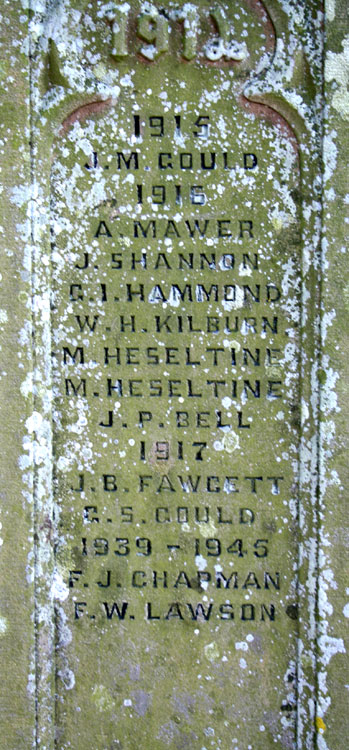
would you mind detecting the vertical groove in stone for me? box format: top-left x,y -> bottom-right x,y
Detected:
29,1 -> 55,747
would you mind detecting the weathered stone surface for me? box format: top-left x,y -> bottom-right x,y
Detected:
0,1 -> 348,749
0,3 -> 35,747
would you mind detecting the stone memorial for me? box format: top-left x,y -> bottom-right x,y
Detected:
0,1 -> 348,749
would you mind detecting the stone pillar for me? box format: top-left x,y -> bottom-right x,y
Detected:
0,2 -> 347,748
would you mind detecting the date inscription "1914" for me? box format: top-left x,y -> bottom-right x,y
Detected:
107,4 -> 249,63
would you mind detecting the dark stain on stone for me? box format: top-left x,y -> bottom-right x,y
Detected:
286,604 -> 299,620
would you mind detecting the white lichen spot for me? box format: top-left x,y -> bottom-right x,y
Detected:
92,684 -> 115,712
0,615 -> 8,635
51,570 -> 69,601
25,411 -> 43,433
222,431 -> 239,453
318,635 -> 345,667
235,641 -> 248,651
323,131 -> 338,182
195,555 -> 207,571
204,642 -> 220,662
325,36 -> 349,119
20,372 -> 33,398
58,667 -> 75,691
213,440 -> 223,452
199,520 -> 217,539
326,0 -> 336,22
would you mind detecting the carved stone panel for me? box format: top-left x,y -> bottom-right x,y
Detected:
45,3 -> 306,746
3,2 -> 348,750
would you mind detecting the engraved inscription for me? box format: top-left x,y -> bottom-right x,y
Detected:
50,24 -> 301,749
